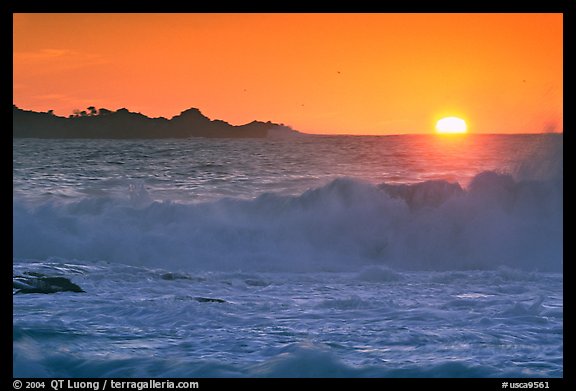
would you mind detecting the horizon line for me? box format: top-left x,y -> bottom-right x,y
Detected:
13,104 -> 563,136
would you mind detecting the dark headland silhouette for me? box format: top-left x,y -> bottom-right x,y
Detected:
13,105 -> 299,139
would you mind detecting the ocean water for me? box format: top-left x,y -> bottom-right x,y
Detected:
13,133 -> 563,377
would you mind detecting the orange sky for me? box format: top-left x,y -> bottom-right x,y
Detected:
13,13 -> 563,135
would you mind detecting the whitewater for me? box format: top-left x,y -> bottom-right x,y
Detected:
13,134 -> 563,377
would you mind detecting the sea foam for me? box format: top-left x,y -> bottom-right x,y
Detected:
13,167 -> 562,272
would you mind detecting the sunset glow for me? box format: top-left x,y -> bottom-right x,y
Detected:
13,13 -> 563,135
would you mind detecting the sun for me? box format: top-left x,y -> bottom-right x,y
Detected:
435,117 -> 468,134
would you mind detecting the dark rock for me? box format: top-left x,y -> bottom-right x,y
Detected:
161,272 -> 190,281
160,272 -> 205,282
13,275 -> 85,294
193,297 -> 227,303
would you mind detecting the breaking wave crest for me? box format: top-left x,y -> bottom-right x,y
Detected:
13,167 -> 562,272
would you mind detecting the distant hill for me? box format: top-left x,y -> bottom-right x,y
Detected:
12,105 -> 294,139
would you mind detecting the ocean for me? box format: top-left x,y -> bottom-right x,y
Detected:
13,133 -> 563,378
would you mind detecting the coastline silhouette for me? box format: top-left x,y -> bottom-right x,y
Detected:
13,105 -> 287,139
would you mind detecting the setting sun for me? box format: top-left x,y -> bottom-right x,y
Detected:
436,117 -> 468,134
